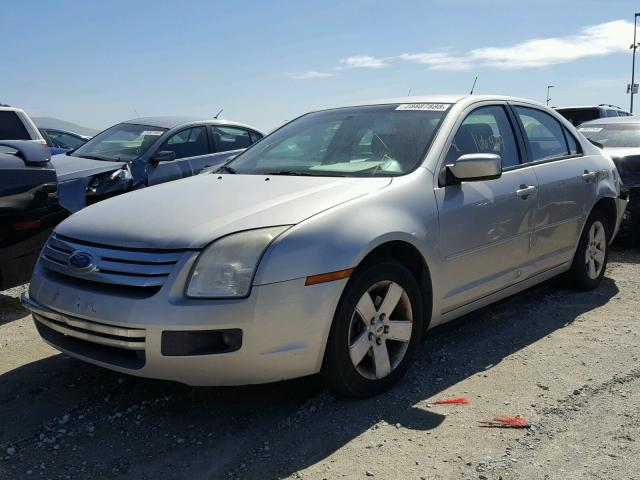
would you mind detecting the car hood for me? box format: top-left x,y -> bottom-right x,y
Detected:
51,154 -> 124,182
603,147 -> 640,188
55,173 -> 392,249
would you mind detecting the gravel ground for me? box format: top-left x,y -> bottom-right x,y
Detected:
1,248 -> 639,480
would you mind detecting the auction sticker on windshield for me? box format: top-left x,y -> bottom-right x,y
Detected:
141,130 -> 164,136
579,127 -> 603,132
396,103 -> 450,111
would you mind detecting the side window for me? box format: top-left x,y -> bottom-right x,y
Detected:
213,126 -> 252,152
563,127 -> 580,155
159,126 -> 208,159
47,131 -> 86,149
0,111 -> 31,140
447,105 -> 520,168
249,131 -> 263,143
606,109 -> 619,117
514,107 -> 569,161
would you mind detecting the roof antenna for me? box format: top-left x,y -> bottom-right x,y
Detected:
407,88 -> 412,96
469,76 -> 478,95
214,108 -> 224,119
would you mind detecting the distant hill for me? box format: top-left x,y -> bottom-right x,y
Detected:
32,117 -> 101,137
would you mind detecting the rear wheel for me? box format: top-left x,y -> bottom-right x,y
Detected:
565,210 -> 609,290
323,261 -> 423,397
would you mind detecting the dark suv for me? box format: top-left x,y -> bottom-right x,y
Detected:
555,104 -> 633,126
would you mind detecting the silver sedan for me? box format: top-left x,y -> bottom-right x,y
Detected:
23,95 -> 627,397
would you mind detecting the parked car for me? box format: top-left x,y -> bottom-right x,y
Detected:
0,141 -> 67,290
53,116 -> 264,213
556,104 -> 632,126
22,95 -> 626,397
0,106 -> 48,151
578,116 -> 640,243
39,128 -> 89,155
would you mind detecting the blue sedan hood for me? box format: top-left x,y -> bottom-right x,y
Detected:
51,154 -> 124,182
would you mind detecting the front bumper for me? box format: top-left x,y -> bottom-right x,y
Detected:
22,271 -> 346,386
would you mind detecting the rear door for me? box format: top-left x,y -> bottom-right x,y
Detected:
436,103 -> 539,313
511,104 -> 597,273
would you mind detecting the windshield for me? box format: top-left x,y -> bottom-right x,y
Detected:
71,123 -> 167,162
227,103 -> 450,177
578,123 -> 640,148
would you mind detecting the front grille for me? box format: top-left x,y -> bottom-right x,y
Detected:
31,303 -> 146,369
41,235 -> 184,291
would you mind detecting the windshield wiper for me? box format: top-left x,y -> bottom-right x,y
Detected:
264,170 -> 315,176
218,165 -> 238,174
75,154 -> 120,162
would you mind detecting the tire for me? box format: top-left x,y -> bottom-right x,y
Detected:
323,260 -> 424,398
565,209 -> 609,291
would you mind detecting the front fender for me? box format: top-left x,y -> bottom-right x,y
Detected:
253,171 -> 440,286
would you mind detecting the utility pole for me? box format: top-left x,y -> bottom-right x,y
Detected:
546,85 -> 554,106
630,13 -> 640,113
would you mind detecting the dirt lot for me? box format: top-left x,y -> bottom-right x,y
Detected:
1,248 -> 639,480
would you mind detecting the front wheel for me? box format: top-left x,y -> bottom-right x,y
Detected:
323,261 -> 424,398
565,210 -> 609,290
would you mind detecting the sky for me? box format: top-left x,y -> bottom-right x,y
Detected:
3,0 -> 640,132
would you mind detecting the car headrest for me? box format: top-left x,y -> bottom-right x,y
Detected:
456,123 -> 494,153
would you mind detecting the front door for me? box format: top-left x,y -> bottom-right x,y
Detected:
435,104 -> 538,314
146,125 -> 211,186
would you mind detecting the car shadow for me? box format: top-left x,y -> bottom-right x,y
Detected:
0,293 -> 30,325
0,277 -> 619,480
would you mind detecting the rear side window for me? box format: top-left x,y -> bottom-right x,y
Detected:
606,109 -> 619,117
0,111 -> 30,140
249,131 -> 262,143
563,127 -> 580,155
213,126 -> 252,152
515,107 -> 569,161
447,105 -> 520,168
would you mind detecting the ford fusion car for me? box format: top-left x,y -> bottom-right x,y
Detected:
22,95 -> 626,397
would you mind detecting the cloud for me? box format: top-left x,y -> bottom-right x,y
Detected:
286,70 -> 336,80
470,20 -> 633,69
398,52 -> 473,71
398,20 -> 634,71
339,55 -> 388,69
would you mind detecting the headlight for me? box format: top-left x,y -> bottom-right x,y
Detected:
186,226 -> 289,298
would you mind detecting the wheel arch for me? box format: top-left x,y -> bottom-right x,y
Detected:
590,196 -> 618,242
353,239 -> 434,333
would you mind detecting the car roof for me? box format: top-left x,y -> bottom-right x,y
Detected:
328,94 -> 548,110
0,106 -> 24,113
555,105 -> 624,110
579,116 -> 640,125
121,116 -> 262,132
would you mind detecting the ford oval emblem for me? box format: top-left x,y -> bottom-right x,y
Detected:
67,251 -> 96,273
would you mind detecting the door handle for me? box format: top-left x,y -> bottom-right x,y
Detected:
516,185 -> 536,198
582,170 -> 597,182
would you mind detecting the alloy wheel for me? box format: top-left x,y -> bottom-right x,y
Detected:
585,220 -> 606,280
348,281 -> 413,380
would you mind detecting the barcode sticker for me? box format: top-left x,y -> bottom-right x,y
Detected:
141,130 -> 164,136
579,127 -> 603,132
396,103 -> 450,111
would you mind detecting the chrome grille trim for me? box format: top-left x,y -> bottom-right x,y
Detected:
22,296 -> 146,351
41,235 -> 184,288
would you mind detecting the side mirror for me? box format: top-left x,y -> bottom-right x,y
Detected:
149,150 -> 176,164
0,140 -> 50,166
447,153 -> 501,183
